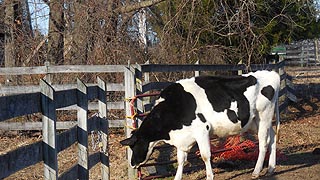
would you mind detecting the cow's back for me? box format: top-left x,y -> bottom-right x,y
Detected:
177,71 -> 280,137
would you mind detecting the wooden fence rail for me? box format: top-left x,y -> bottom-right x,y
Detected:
0,77 -> 109,180
0,64 -> 126,130
284,39 -> 320,66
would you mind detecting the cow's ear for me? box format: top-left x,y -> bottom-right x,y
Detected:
161,83 -> 184,100
120,135 -> 137,146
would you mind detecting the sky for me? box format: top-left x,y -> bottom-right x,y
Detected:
28,0 -> 49,34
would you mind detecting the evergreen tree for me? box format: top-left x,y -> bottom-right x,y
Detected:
149,0 -> 320,64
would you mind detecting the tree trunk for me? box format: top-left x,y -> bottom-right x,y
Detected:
71,0 -> 90,64
47,0 -> 65,64
22,0 -> 33,36
4,0 -> 16,84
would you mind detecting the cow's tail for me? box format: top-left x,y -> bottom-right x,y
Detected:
275,87 -> 281,143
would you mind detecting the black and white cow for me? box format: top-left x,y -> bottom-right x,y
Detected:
121,70 -> 280,180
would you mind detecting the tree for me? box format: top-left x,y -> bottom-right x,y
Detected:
2,0 -> 44,69
148,0 -> 320,65
47,0 -> 64,65
4,0 -> 15,83
48,0 -> 164,65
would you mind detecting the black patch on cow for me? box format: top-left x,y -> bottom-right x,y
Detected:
206,125 -> 209,130
227,109 -> 238,123
195,75 -> 257,127
136,83 -> 197,143
261,85 -> 275,101
123,83 -> 198,166
197,113 -> 207,123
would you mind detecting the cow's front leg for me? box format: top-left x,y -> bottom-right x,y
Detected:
174,149 -> 188,180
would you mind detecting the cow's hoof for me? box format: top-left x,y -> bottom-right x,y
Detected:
251,174 -> 259,179
265,171 -> 274,177
266,168 -> 275,176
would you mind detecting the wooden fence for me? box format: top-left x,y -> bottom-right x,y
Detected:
0,77 -> 109,179
0,63 -> 126,130
284,39 -> 320,66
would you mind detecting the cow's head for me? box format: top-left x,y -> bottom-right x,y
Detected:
120,130 -> 156,168
120,83 -> 191,168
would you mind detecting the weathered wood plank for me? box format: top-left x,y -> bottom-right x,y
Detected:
88,86 -> 98,100
97,77 -> 110,180
142,82 -> 172,92
0,85 -> 41,95
0,121 -> 77,130
0,66 -> 47,75
57,101 -> 124,111
0,141 -> 42,179
0,65 -> 125,75
279,86 -> 287,97
88,116 -> 101,132
108,119 -> 125,127
141,62 -> 285,73
57,126 -> 77,153
55,89 -> 77,109
47,65 -> 125,73
0,92 -> 41,122
0,119 -> 125,131
141,64 -> 246,72
77,79 -> 89,180
135,64 -> 144,127
251,60 -> 285,71
58,164 -> 77,180
40,79 -> 58,180
124,66 -> 138,179
88,152 -> 100,169
279,99 -> 289,113
0,83 -> 124,95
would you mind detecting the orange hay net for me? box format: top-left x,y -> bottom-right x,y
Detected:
200,135 -> 286,162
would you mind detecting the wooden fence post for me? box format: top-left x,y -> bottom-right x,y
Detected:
124,66 -> 137,180
301,45 -> 305,67
315,39 -> 319,63
97,77 -> 110,180
40,79 -> 58,180
44,61 -> 52,84
143,61 -> 151,108
237,60 -> 243,75
135,64 -> 144,127
144,60 -> 150,83
77,79 -> 89,180
195,60 -> 200,77
275,59 -> 289,114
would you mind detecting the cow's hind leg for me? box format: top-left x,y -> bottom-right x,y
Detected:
174,149 -> 188,180
267,126 -> 276,176
195,131 -> 213,180
252,110 -> 274,179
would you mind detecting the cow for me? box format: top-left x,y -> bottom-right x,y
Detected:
120,70 -> 280,180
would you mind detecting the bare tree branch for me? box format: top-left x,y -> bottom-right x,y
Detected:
114,0 -> 165,14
